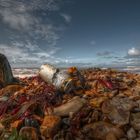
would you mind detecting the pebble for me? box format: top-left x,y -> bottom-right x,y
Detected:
106,132 -> 117,140
127,127 -> 136,139
135,138 -> 140,140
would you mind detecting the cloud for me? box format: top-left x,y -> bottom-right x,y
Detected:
109,48 -> 140,68
60,13 -> 72,23
1,10 -> 34,30
0,0 -> 66,46
0,42 -> 62,67
128,47 -> 140,56
0,0 -> 72,67
96,51 -> 112,57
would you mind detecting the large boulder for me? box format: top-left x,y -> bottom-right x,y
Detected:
0,53 -> 17,87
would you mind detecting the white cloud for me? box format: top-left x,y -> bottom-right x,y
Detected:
0,0 -> 64,46
1,10 -> 34,30
128,47 -> 140,56
0,0 -> 60,12
0,43 -> 62,67
60,13 -> 72,23
0,0 -> 73,67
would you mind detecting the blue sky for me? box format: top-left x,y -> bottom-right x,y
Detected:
0,0 -> 140,68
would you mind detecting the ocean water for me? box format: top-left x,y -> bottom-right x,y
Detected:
12,66 -> 140,78
12,68 -> 38,78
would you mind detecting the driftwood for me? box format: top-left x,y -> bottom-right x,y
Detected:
0,53 -> 18,87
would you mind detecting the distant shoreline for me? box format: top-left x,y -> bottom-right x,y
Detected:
12,67 -> 140,78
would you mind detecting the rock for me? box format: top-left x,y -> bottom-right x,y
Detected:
0,53 -> 17,87
83,121 -> 124,140
65,132 -> 75,140
127,127 -> 136,139
89,97 -> 108,108
106,132 -> 117,140
53,96 -> 86,116
0,123 -> 4,135
131,113 -> 140,130
41,115 -> 61,138
135,138 -> 140,140
19,126 -> 39,140
111,97 -> 137,111
137,131 -> 140,137
91,110 -> 99,122
108,107 -> 130,126
102,97 -> 137,126
0,131 -> 11,140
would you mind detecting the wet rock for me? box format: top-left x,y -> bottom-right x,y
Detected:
65,132 -> 75,140
119,138 -> 127,140
102,97 -> 137,126
106,132 -> 117,140
83,121 -> 124,140
108,107 -> 130,126
137,130 -> 140,137
0,53 -> 18,87
135,138 -> 140,140
41,115 -> 61,138
0,131 -> 11,140
53,96 -> 86,116
127,127 -> 136,139
0,123 -> 4,136
131,113 -> 140,130
136,100 -> 140,108
111,97 -> 137,111
91,110 -> 99,122
102,101 -> 130,126
19,126 -> 39,140
132,87 -> 140,96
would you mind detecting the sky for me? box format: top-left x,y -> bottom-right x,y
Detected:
0,0 -> 140,68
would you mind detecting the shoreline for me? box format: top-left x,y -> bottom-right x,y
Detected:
12,67 -> 140,78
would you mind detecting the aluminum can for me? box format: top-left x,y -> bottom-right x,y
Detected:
39,64 -> 58,83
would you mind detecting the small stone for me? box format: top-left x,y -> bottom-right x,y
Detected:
106,132 -> 117,140
127,127 -> 136,139
41,115 -> 61,138
19,127 -> 39,140
135,138 -> 140,140
119,138 -> 127,140
131,113 -> 140,130
91,110 -> 99,122
83,121 -> 124,139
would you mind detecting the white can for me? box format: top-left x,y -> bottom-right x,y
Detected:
39,64 -> 58,83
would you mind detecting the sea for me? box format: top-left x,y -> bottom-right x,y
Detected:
12,68 -> 38,78
12,66 -> 140,78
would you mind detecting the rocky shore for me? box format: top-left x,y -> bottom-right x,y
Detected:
1,67 -> 140,140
